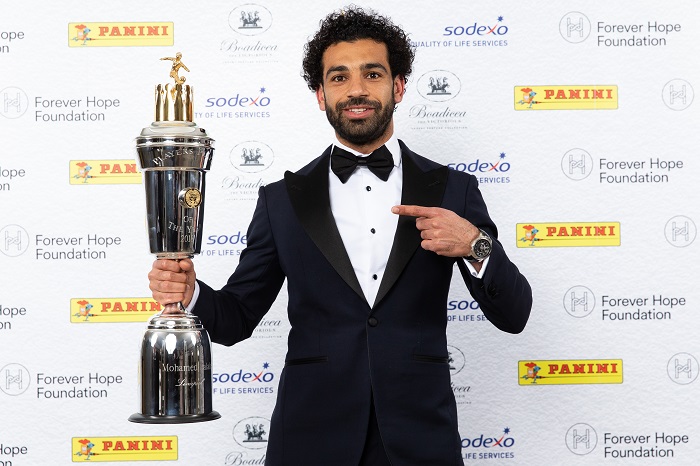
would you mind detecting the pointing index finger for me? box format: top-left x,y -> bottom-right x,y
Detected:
392,205 -> 438,218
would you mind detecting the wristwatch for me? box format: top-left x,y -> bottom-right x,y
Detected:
466,229 -> 492,263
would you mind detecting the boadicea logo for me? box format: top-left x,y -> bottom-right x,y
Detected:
72,436 -> 177,461
68,23 -> 174,47
69,160 -> 142,185
514,85 -> 618,110
519,359 -> 623,385
517,222 -> 621,248
71,298 -> 162,323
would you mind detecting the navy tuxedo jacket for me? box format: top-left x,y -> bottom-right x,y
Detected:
195,141 -> 532,465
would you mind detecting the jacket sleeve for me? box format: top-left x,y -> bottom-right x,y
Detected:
455,174 -> 532,334
193,186 -> 286,346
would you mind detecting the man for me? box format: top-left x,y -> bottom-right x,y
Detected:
149,7 -> 531,465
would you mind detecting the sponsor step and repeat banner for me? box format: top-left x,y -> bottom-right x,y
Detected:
1,1 -> 698,464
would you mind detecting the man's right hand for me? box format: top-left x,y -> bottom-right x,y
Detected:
148,258 -> 196,307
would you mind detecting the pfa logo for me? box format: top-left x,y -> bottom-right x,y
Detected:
559,12 -> 591,43
229,4 -> 273,36
561,148 -> 593,181
664,215 -> 696,247
563,286 -> 595,318
0,86 -> 29,119
0,363 -> 31,396
667,353 -> 698,385
416,70 -> 461,102
662,79 -> 694,110
566,423 -> 597,455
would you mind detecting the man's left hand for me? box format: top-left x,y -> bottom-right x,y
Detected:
392,205 -> 479,257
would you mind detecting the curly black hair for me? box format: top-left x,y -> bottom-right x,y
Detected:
302,5 -> 415,91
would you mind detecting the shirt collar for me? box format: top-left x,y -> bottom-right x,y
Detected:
332,134 -> 401,168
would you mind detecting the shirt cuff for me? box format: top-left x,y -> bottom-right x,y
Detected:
184,281 -> 201,313
463,256 -> 490,279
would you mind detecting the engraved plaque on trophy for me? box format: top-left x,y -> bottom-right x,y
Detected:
129,53 -> 220,423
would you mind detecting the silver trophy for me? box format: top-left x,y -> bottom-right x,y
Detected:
129,53 -> 220,423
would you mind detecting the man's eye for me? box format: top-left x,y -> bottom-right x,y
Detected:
331,75 -> 346,82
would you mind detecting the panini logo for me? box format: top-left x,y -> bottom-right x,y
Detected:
69,160 -> 142,185
72,436 -> 177,461
68,22 -> 174,47
71,298 -> 162,323
514,85 -> 618,110
519,359 -> 623,385
517,222 -> 620,248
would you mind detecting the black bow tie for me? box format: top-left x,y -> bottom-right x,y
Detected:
331,145 -> 394,183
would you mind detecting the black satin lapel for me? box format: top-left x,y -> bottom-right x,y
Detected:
285,154 -> 365,302
374,153 -> 449,307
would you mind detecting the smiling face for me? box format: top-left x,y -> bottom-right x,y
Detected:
316,39 -> 405,153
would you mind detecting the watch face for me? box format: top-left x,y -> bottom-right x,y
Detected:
473,238 -> 492,258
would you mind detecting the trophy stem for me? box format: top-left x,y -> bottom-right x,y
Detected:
161,301 -> 188,316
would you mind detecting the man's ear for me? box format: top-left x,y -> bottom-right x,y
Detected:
394,75 -> 405,104
315,86 -> 326,111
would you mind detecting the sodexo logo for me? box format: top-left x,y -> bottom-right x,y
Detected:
443,16 -> 509,37
561,148 -> 593,181
228,4 -> 273,36
416,70 -> 461,102
0,86 -> 29,119
213,362 -> 276,396
205,87 -> 271,109
559,12 -> 591,43
461,427 -> 516,450
448,153 -> 511,174
206,231 -> 247,247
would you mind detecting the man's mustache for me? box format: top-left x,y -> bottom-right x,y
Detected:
336,98 -> 381,110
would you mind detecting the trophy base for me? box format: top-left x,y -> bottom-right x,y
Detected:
128,411 -> 221,424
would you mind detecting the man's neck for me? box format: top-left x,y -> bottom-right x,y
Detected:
336,125 -> 394,155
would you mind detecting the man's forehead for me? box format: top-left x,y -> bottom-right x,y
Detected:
322,39 -> 389,68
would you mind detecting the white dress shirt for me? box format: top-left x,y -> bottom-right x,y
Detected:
329,135 -> 487,307
329,136 -> 403,305
187,136 -> 488,311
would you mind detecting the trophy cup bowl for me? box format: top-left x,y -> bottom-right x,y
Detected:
129,59 -> 220,423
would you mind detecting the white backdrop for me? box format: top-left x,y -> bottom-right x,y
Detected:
1,1 -> 699,464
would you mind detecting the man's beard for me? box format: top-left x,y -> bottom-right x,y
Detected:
325,96 -> 395,146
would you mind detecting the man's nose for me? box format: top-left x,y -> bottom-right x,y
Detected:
346,75 -> 369,97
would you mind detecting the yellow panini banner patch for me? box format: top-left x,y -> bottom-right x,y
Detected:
70,298 -> 162,323
68,22 -> 174,47
519,359 -> 623,385
514,85 -> 618,110
69,160 -> 142,185
72,436 -> 178,461
517,222 -> 621,247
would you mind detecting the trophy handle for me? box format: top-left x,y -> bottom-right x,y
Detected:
161,302 -> 188,316
154,258 -> 192,316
